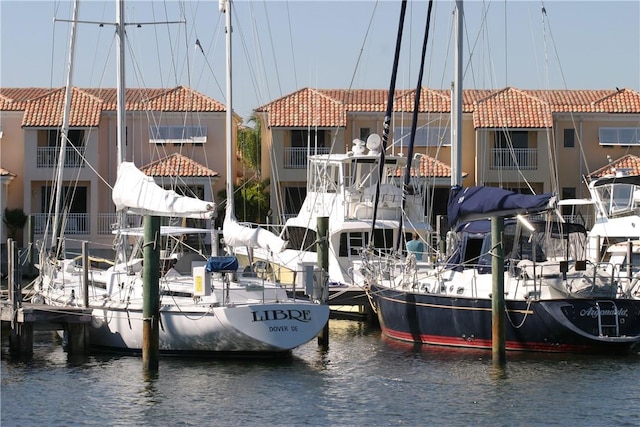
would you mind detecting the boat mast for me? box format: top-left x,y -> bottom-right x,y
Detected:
50,0 -> 80,254
451,0 -> 463,188
115,0 -> 127,262
368,0 -> 407,248
396,0 -> 435,251
116,0 -> 126,168
221,0 -> 235,222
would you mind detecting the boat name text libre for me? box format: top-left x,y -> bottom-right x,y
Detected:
252,309 -> 313,323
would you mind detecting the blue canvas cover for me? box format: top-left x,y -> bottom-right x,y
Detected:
205,256 -> 239,272
447,186 -> 554,227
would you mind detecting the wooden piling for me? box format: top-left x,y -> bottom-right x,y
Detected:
317,216 -> 329,347
8,239 -> 26,355
491,216 -> 506,365
142,215 -> 160,371
82,241 -> 89,307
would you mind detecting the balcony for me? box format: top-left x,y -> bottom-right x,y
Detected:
490,148 -> 537,170
37,146 -> 86,168
284,147 -> 331,169
33,213 -> 90,235
32,213 -> 144,236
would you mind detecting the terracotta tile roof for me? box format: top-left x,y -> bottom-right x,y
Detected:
473,87 -> 553,128
0,86 -> 225,127
141,86 -> 226,112
417,154 -> 461,178
140,153 -> 219,178
0,88 -> 52,111
589,89 -> 640,113
257,87 -> 640,129
390,154 -> 467,179
259,88 -> 347,127
22,87 -> 103,127
589,154 -> 640,178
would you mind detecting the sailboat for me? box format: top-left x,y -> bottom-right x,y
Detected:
359,0 -> 640,353
35,0 -> 328,356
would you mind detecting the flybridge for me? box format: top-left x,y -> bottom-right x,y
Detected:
305,138 -> 423,224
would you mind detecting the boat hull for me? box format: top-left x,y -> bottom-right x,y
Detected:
64,301 -> 330,356
370,285 -> 640,354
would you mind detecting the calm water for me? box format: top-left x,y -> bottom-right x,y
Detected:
2,320 -> 639,427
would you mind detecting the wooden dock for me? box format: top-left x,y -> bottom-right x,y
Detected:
1,238 -> 92,357
1,300 -> 93,356
292,286 -> 375,322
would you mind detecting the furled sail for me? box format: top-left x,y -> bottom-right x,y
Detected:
222,207 -> 287,253
112,162 -> 216,219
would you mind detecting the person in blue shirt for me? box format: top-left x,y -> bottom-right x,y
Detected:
406,233 -> 424,261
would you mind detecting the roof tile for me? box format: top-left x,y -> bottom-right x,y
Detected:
140,153 -> 219,178
589,154 -> 640,178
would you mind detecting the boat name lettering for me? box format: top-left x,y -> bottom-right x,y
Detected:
252,309 -> 312,322
580,307 -> 628,317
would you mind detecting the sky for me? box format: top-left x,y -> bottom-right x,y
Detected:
1,0 -> 639,121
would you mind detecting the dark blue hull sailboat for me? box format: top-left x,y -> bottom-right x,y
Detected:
372,288 -> 640,353
359,0 -> 640,354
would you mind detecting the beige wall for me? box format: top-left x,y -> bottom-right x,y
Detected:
554,114 -> 640,197
1,113 -> 26,211
262,109 -> 640,223
2,107 -> 232,252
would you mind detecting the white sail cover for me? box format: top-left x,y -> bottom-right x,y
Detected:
223,209 -> 287,253
113,162 -> 216,219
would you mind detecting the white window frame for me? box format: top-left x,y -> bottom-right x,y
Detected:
149,125 -> 207,144
598,127 -> 640,146
394,125 -> 451,147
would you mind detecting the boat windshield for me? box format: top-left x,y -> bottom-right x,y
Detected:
596,183 -> 636,216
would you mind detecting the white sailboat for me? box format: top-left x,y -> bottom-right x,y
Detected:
35,0 -> 328,356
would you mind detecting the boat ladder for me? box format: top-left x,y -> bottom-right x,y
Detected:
595,300 -> 620,337
347,232 -> 365,256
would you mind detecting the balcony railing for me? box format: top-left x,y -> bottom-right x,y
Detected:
284,147 -> 331,169
490,148 -> 537,170
32,213 -> 90,235
37,146 -> 86,168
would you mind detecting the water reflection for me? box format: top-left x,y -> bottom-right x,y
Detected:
2,322 -> 639,426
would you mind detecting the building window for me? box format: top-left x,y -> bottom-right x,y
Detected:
359,128 -> 371,141
598,127 -> 640,145
290,129 -> 326,148
149,126 -> 207,144
495,130 -> 528,148
563,128 -> 575,148
562,187 -> 576,200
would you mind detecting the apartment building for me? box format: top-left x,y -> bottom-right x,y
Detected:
2,85 -> 639,252
256,87 -> 640,225
0,86 -> 235,253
